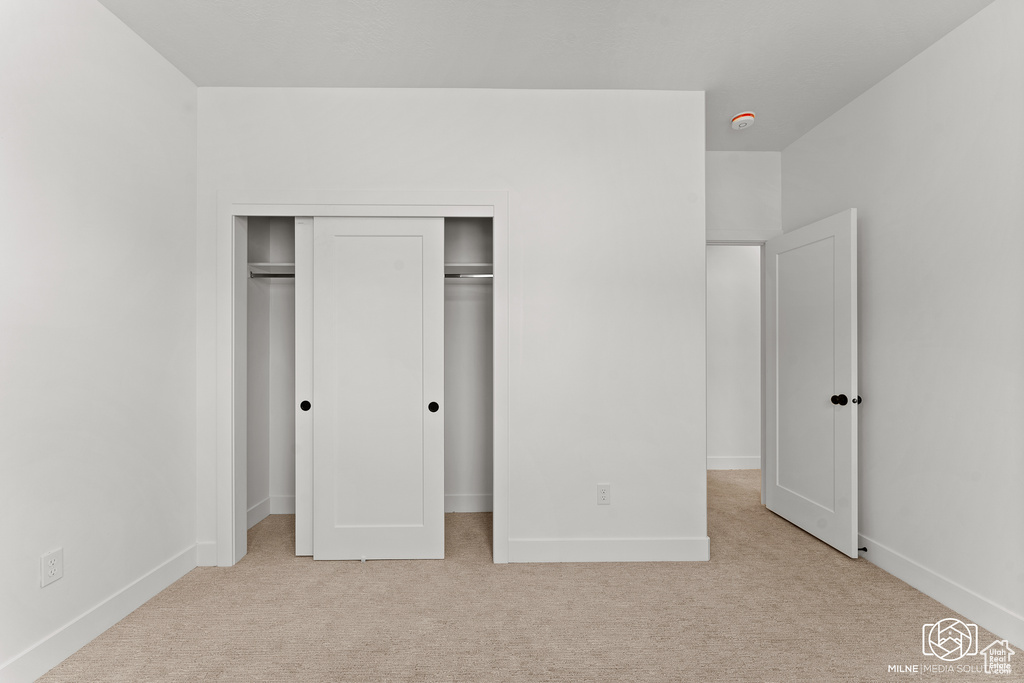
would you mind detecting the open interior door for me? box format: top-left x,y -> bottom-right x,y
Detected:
304,216 -> 445,560
765,209 -> 858,558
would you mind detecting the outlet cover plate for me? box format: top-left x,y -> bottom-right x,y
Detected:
41,548 -> 63,587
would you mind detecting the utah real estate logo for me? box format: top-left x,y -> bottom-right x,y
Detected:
887,618 -> 1016,675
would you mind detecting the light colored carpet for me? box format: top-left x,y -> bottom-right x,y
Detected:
40,471 -> 1015,682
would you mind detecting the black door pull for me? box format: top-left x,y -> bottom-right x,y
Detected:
300,400 -> 311,411
830,394 -> 848,406
428,402 -> 439,413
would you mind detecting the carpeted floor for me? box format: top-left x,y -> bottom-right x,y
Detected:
40,471 -> 1016,682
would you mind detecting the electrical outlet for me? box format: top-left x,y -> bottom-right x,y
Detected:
41,548 -> 63,587
597,484 -> 611,505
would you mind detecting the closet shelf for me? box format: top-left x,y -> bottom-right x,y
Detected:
249,262 -> 295,278
445,263 -> 492,278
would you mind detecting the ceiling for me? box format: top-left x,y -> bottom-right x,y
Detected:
96,0 -> 993,151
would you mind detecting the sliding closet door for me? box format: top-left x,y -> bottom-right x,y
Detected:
311,216 -> 445,560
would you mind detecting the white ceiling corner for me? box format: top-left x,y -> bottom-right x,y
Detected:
96,0 -> 995,151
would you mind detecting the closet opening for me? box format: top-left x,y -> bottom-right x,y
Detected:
246,216 -> 297,529
220,192 -> 510,566
444,217 -> 495,555
242,215 -> 495,556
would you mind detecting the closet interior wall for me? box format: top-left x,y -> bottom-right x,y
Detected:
247,216 -> 296,528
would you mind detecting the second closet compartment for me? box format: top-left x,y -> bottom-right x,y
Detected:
247,216 -> 297,528
444,217 -> 494,513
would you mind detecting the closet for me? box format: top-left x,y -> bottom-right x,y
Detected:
443,217 -> 494,514
244,215 -> 494,554
246,217 -> 296,528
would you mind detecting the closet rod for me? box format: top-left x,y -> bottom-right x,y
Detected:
250,273 -> 492,279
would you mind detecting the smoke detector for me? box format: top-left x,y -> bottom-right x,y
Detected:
731,111 -> 755,130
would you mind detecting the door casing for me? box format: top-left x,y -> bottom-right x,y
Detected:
215,190 -> 510,566
706,227 -> 781,505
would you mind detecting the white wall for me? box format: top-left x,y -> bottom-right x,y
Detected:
197,88 -> 708,561
706,246 -> 761,469
706,151 -> 781,237
268,282 -> 296,514
246,226 -> 271,527
782,0 -> 1023,646
703,153 -> 775,474
246,277 -> 271,525
0,0 -> 197,679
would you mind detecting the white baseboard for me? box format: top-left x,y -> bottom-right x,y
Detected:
707,455 -> 760,470
246,497 -> 270,529
508,536 -> 710,563
0,546 -> 196,683
859,534 -> 1023,648
444,493 -> 493,513
196,541 -> 218,567
270,495 -> 295,514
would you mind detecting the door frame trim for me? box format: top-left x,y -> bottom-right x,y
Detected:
217,190 -> 511,566
705,229 -> 779,505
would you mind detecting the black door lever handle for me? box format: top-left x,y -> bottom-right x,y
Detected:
830,394 -> 848,406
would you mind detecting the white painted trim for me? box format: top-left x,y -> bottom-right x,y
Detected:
859,534 -> 1024,649
270,495 -> 295,514
491,195 -> 510,565
760,245 -> 767,505
706,228 -> 782,245
247,497 -> 270,529
0,546 -> 196,683
219,188 -> 499,215
224,204 -> 492,218
508,537 -> 710,563
218,190 -> 511,566
707,455 -> 761,470
196,542 -> 218,567
444,493 -> 493,513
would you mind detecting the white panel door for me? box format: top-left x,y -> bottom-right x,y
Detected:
311,216 -> 444,560
765,209 -> 858,558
